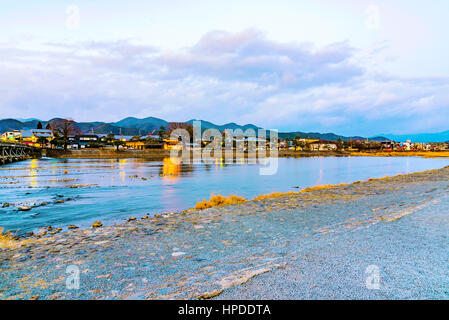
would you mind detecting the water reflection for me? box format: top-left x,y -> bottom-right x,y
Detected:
0,156 -> 447,233
29,159 -> 38,186
118,159 -> 127,183
161,157 -> 181,181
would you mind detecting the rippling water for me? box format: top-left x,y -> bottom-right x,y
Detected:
0,156 -> 447,233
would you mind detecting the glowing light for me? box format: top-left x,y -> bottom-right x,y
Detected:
29,159 -> 38,186
162,157 -> 181,182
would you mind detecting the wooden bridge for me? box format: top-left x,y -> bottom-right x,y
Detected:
0,143 -> 41,165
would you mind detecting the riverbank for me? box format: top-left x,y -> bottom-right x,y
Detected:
278,150 -> 349,157
350,151 -> 449,158
46,149 -> 349,159
45,149 -> 172,160
45,149 -> 449,160
1,166 -> 448,299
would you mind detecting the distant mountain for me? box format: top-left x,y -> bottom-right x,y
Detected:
0,119 -> 26,132
68,121 -> 140,135
186,119 -> 260,132
91,123 -> 140,135
2,116 -> 446,142
76,121 -> 105,132
113,117 -> 168,132
185,119 -> 218,130
0,118 -> 50,132
382,131 -> 449,143
279,131 -> 368,141
0,118 -> 142,136
21,120 -> 42,129
47,119 -> 83,135
1,116 -> 262,137
16,118 -> 42,122
369,136 -> 392,142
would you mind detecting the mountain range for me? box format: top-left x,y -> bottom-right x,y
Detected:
1,116 -> 448,142
380,131 -> 449,143
0,117 -> 261,137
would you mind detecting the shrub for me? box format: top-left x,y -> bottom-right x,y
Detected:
0,227 -> 41,249
195,194 -> 247,210
253,192 -> 296,201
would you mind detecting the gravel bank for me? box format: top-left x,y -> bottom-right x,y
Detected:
1,166 -> 448,300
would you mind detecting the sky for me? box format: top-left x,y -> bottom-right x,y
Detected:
1,0 -> 448,136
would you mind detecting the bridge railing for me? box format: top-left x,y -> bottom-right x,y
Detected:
0,142 -> 40,149
0,143 -> 41,164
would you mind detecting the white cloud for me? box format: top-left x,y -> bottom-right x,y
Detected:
0,29 -> 448,136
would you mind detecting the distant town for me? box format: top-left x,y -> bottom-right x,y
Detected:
1,117 -> 449,153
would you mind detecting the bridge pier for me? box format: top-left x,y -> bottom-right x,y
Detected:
0,143 -> 41,165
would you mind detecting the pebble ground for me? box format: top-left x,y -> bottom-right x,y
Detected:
1,167 -> 448,299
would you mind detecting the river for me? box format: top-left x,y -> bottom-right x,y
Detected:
0,156 -> 447,233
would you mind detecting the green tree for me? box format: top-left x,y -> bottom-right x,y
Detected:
157,126 -> 166,140
50,137 -> 64,149
166,122 -> 194,143
37,136 -> 47,147
113,139 -> 125,151
337,137 -> 343,151
292,139 -> 299,151
104,133 -> 123,150
106,133 -> 115,142
293,136 -> 306,151
50,119 -> 78,150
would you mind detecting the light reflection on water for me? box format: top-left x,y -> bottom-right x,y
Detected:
0,156 -> 447,233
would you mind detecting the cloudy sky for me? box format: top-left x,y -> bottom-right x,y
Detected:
1,0 -> 448,136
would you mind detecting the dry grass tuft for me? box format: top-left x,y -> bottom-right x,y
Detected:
0,227 -> 41,250
352,151 -> 449,158
253,192 -> 297,201
368,176 -> 391,182
252,182 -> 352,201
195,194 -> 248,210
300,183 -> 349,193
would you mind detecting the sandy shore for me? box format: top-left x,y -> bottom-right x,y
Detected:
1,166 -> 449,299
351,151 -> 449,158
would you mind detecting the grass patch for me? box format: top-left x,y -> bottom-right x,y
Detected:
351,151 -> 449,158
253,192 -> 297,201
252,183 -> 351,201
300,183 -> 349,193
195,194 -> 248,210
0,227 -> 41,250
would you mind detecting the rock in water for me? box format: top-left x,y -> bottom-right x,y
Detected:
172,251 -> 186,257
198,290 -> 223,299
18,206 -> 32,211
92,221 -> 103,228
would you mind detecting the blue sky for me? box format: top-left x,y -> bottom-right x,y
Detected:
1,0 -> 448,136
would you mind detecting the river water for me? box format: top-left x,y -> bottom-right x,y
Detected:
0,156 -> 447,233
